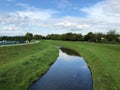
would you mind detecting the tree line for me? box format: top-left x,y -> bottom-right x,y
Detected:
46,30 -> 120,44
0,32 -> 45,42
0,30 -> 120,44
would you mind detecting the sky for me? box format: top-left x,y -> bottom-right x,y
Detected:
0,0 -> 120,36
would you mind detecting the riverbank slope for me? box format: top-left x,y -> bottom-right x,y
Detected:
0,40 -> 120,90
0,41 -> 58,90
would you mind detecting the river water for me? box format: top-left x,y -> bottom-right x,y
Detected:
29,48 -> 93,90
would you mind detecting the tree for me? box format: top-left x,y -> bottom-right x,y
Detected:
95,33 -> 104,42
106,30 -> 119,42
25,32 -> 33,41
46,34 -> 62,40
33,35 -> 44,40
75,34 -> 83,41
84,32 -> 96,42
62,33 -> 71,41
62,33 -> 76,41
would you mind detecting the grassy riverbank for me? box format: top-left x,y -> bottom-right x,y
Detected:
0,41 -> 58,90
50,40 -> 120,90
0,40 -> 120,90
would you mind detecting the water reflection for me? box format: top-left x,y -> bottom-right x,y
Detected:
29,48 -> 93,90
60,47 -> 80,56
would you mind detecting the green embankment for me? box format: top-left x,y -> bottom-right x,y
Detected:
50,40 -> 120,90
0,41 -> 58,90
0,40 -> 120,90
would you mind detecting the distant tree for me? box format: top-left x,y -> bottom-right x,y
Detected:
46,33 -> 83,41
75,34 -> 83,41
0,37 -> 2,41
1,36 -> 8,41
46,34 -> 62,40
0,30 -> 119,44
62,33 -> 75,41
72,33 -> 80,41
33,35 -> 44,40
66,33 -> 83,41
25,32 -> 33,41
95,33 -> 104,42
84,32 -> 96,42
106,30 -> 119,42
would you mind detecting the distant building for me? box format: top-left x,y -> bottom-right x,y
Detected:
25,40 -> 29,43
101,37 -> 104,40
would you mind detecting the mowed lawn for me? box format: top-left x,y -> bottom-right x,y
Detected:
0,41 -> 59,90
0,40 -> 120,90
50,40 -> 120,90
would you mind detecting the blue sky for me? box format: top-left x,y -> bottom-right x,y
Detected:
0,0 -> 120,36
0,0 -> 101,20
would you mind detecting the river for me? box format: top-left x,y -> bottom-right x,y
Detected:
29,47 -> 93,90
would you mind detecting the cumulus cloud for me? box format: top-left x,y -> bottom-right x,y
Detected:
55,20 -> 89,29
16,3 -> 58,21
80,0 -> 120,33
0,3 -> 59,35
2,24 -> 18,31
11,11 -> 53,21
0,30 -> 24,36
1,0 -> 120,36
51,0 -> 120,34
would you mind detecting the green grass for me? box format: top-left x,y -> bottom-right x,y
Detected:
0,40 -> 120,90
49,40 -> 120,90
0,41 -> 59,90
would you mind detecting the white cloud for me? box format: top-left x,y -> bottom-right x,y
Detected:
0,3 -> 59,36
52,0 -> 120,34
0,30 -> 24,36
80,0 -> 120,34
15,3 -> 58,21
81,0 -> 120,18
55,20 -> 89,29
11,11 -> 52,21
2,24 -> 18,31
1,0 -> 120,36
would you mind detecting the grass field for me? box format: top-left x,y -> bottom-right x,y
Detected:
0,40 -> 120,90
0,41 -> 59,90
